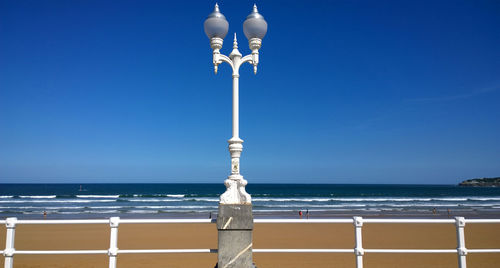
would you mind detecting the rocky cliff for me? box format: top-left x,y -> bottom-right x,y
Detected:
458,177 -> 500,187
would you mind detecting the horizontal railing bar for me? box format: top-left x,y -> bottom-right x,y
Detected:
12,219 -> 217,225
254,219 -> 353,223
363,219 -> 455,224
118,249 -> 217,254
468,249 -> 500,253
15,250 -> 108,254
119,219 -> 216,224
254,218 -> 500,224
364,249 -> 457,253
253,249 -> 354,253
7,218 -> 500,225
16,219 -> 109,224
11,248 -> 500,255
255,249 -> 495,254
465,219 -> 500,223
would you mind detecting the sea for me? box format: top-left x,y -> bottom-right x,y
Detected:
1,184 -> 500,219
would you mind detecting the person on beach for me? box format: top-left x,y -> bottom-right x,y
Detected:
432,208 -> 437,215
306,209 -> 309,219
43,210 -> 47,219
299,210 -> 302,218
447,208 -> 451,218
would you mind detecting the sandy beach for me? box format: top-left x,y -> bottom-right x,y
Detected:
1,221 -> 499,268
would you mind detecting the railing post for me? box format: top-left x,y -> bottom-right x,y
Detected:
455,217 -> 467,268
4,217 -> 17,268
353,216 -> 364,268
217,205 -> 254,268
108,217 -> 120,268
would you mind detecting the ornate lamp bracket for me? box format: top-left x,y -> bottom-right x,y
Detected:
209,33 -> 262,204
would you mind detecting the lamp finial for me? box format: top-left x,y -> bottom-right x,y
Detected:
233,33 -> 238,49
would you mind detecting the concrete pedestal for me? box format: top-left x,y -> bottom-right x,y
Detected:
216,204 -> 254,268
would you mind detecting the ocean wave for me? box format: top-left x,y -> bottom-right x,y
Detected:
166,194 -> 185,198
469,197 -> 500,201
163,205 -> 217,209
87,206 -> 123,209
77,195 -> 499,203
190,198 -> 219,202
0,206 -> 91,209
253,209 -> 296,212
257,204 -> 367,208
159,209 -> 214,213
252,197 -> 431,202
87,205 -> 218,209
252,197 -> 500,202
127,210 -> 158,214
127,194 -> 188,198
39,206 -> 87,210
0,210 -> 20,214
22,210 -> 121,214
253,198 -> 332,202
381,203 -> 500,207
132,205 -> 169,209
434,198 -> 468,201
86,210 -> 120,214
19,195 -> 56,199
330,198 -> 435,202
123,198 -> 182,202
131,205 -> 217,209
0,196 -> 13,198
76,195 -> 119,198
57,210 -> 118,214
54,211 -> 87,214
0,199 -> 115,203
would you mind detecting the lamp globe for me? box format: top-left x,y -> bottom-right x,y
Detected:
243,4 -> 267,40
204,3 -> 229,39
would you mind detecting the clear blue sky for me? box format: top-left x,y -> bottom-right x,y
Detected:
1,0 -> 499,184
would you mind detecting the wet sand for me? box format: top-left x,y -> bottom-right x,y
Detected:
1,221 -> 499,267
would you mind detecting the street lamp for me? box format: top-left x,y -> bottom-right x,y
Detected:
205,4 -> 267,267
204,4 -> 267,205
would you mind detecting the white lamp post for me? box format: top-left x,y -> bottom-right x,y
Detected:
204,4 -> 268,205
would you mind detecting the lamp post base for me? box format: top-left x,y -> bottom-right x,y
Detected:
220,175 -> 251,204
216,204 -> 255,268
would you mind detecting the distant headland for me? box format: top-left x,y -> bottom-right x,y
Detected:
458,177 -> 500,187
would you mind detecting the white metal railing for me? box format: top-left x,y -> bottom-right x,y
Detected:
1,217 -> 217,268
254,217 -> 500,268
2,217 -> 500,268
